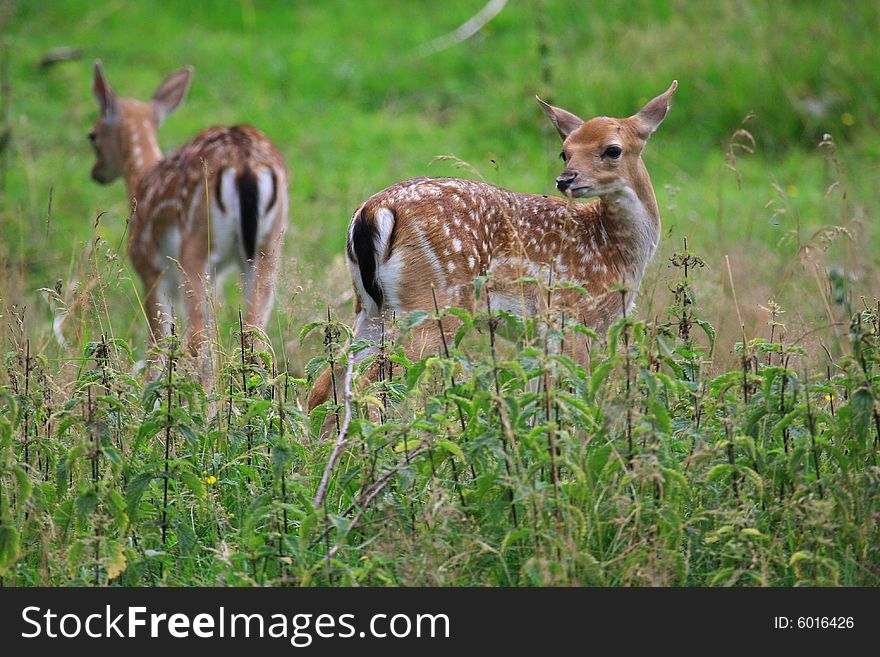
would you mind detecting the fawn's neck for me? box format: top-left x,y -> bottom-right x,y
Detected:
598,163 -> 661,282
120,118 -> 163,195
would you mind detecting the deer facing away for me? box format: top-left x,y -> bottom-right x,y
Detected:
89,62 -> 289,373
308,81 -> 677,411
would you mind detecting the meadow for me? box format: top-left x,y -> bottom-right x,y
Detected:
0,0 -> 878,585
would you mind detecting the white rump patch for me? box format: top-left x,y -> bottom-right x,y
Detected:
375,249 -> 404,312
257,168 -> 278,232
350,207 -> 400,317
210,168 -> 241,274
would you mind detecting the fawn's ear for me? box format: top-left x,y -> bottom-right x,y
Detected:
632,80 -> 678,139
536,96 -> 585,141
151,66 -> 193,126
92,60 -> 118,120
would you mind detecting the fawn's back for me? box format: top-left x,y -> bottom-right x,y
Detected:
343,81 -> 676,340
89,61 -> 289,355
349,176 -> 656,328
130,124 -> 287,287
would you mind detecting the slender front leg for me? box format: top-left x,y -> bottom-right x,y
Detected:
244,210 -> 286,343
179,234 -> 213,384
138,266 -> 173,379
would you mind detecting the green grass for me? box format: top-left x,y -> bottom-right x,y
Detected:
1,264 -> 878,586
0,0 -> 878,586
5,1 -> 880,339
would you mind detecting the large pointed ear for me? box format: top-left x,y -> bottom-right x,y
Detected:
151,66 -> 193,126
536,96 -> 585,141
92,60 -> 118,120
632,80 -> 678,138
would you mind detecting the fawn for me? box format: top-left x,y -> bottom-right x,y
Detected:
89,61 -> 289,376
308,81 -> 677,411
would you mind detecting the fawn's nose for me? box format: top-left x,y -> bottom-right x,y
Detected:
556,170 -> 577,192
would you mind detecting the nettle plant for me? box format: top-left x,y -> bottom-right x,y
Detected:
299,243 -> 878,586
0,242 -> 878,585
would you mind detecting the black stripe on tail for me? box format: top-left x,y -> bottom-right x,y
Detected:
350,207 -> 384,310
238,167 -> 259,261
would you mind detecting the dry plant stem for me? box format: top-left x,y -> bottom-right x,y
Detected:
277,375 -> 289,536
203,159 -> 219,390
0,44 -> 8,197
804,384 -> 824,499
430,285 -> 470,498
622,290 -> 636,463
313,352 -> 355,509
379,316 -> 387,424
23,339 -> 29,468
161,325 -> 176,551
725,254 -> 751,408
724,255 -> 746,343
237,309 -> 254,480
326,307 -> 341,433
486,289 -> 518,527
45,184 -> 53,238
327,445 -> 432,559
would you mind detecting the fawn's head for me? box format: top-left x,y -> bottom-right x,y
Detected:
537,81 -> 677,199
89,61 -> 193,184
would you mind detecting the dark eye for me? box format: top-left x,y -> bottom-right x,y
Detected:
603,145 -> 622,159
559,150 -> 567,162
88,131 -> 97,144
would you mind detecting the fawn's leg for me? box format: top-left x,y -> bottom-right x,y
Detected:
307,305 -> 378,413
139,265 -> 175,380
307,299 -> 390,437
242,186 -> 287,351
179,235 -> 213,385
243,231 -> 284,347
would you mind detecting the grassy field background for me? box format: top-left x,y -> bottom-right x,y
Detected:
4,0 -> 879,365
0,1 -> 879,586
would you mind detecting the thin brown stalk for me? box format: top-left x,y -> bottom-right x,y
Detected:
327,445 -> 431,559
313,352 -> 355,509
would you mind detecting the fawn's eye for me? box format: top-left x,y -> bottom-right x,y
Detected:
603,145 -> 622,159
88,131 -> 97,144
559,150 -> 567,162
